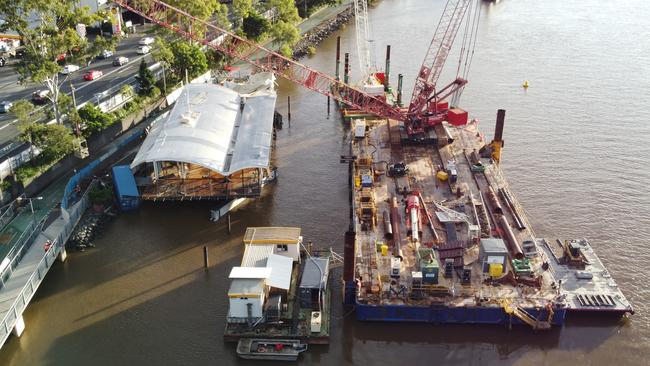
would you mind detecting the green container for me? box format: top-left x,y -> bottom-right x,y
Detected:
418,248 -> 439,284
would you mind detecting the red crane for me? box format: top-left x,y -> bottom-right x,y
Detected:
113,0 -> 474,132
407,0 -> 473,134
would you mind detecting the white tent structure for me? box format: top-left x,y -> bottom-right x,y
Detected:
131,73 -> 277,200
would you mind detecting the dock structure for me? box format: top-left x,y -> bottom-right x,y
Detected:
344,115 -> 633,328
130,73 -> 278,201
224,227 -> 331,344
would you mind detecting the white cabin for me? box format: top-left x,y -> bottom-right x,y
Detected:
227,267 -> 271,322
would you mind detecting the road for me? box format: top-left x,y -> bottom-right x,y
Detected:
0,29 -> 156,143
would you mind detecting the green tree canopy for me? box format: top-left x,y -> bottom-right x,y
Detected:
78,103 -> 115,137
20,123 -> 75,162
268,0 -> 301,23
136,59 -> 156,96
233,0 -> 253,25
170,41 -> 209,80
271,20 -> 300,57
11,100 -> 44,126
242,11 -> 270,41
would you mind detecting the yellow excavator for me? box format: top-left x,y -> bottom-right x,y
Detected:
499,298 -> 554,330
479,109 -> 506,164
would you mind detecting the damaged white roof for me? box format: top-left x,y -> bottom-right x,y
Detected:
130,75 -> 276,175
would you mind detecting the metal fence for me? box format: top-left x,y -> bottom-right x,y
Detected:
61,127 -> 144,210
0,199 -> 18,231
0,218 -> 43,289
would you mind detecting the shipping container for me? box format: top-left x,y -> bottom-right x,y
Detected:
112,165 -> 140,211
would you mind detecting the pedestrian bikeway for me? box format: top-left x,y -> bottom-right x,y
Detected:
0,119 -> 151,349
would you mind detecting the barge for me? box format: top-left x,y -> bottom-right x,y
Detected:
341,113 -> 634,328
224,227 -> 332,344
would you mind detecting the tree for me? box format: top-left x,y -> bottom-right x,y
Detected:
213,3 -> 232,30
243,12 -> 270,41
268,0 -> 301,24
206,49 -> 227,71
152,37 -> 175,68
13,100 -> 45,158
11,100 -> 44,126
170,41 -> 209,80
271,20 -> 300,57
19,123 -> 75,162
165,0 -> 230,34
136,59 -> 156,96
78,103 -> 115,137
0,1 -> 117,124
233,0 -> 253,26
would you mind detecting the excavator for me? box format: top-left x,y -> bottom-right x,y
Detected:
499,299 -> 555,330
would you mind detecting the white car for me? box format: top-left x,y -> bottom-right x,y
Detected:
137,45 -> 150,55
138,36 -> 155,45
61,64 -> 80,74
0,101 -> 12,113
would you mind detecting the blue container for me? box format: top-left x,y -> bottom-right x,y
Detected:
111,165 -> 140,211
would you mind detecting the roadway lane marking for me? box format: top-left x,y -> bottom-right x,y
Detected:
72,54 -> 149,92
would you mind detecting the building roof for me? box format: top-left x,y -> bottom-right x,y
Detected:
300,257 -> 330,289
480,238 -> 508,253
243,227 -> 302,245
228,278 -> 265,297
229,267 -> 272,279
130,75 -> 276,176
265,254 -> 293,290
241,244 -> 274,267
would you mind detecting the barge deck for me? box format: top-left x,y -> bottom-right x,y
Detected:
345,115 -> 633,328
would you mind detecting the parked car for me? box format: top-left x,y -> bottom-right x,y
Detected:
32,89 -> 50,104
113,56 -> 129,66
98,49 -> 113,59
137,45 -> 150,55
0,101 -> 12,113
60,64 -> 80,74
138,36 -> 155,45
83,70 -> 103,81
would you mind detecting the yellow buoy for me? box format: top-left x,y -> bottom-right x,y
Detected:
522,80 -> 529,88
436,170 -> 449,181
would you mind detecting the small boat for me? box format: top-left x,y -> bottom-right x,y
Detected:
236,338 -> 308,361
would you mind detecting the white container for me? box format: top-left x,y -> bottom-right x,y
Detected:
310,311 -> 322,333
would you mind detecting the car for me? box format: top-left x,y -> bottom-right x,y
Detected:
60,64 -> 80,74
98,49 -> 113,59
137,45 -> 150,55
113,56 -> 129,66
83,70 -> 103,81
138,36 -> 155,45
31,90 -> 50,104
0,101 -> 13,113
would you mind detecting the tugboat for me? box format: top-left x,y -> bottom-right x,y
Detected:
236,338 -> 308,361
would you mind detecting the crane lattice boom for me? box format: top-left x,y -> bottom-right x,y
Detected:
113,0 -> 405,121
407,0 -> 472,119
353,0 -> 375,81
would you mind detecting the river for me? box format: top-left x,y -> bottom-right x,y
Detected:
1,0 -> 649,365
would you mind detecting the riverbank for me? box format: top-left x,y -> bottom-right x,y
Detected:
293,7 -> 353,59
